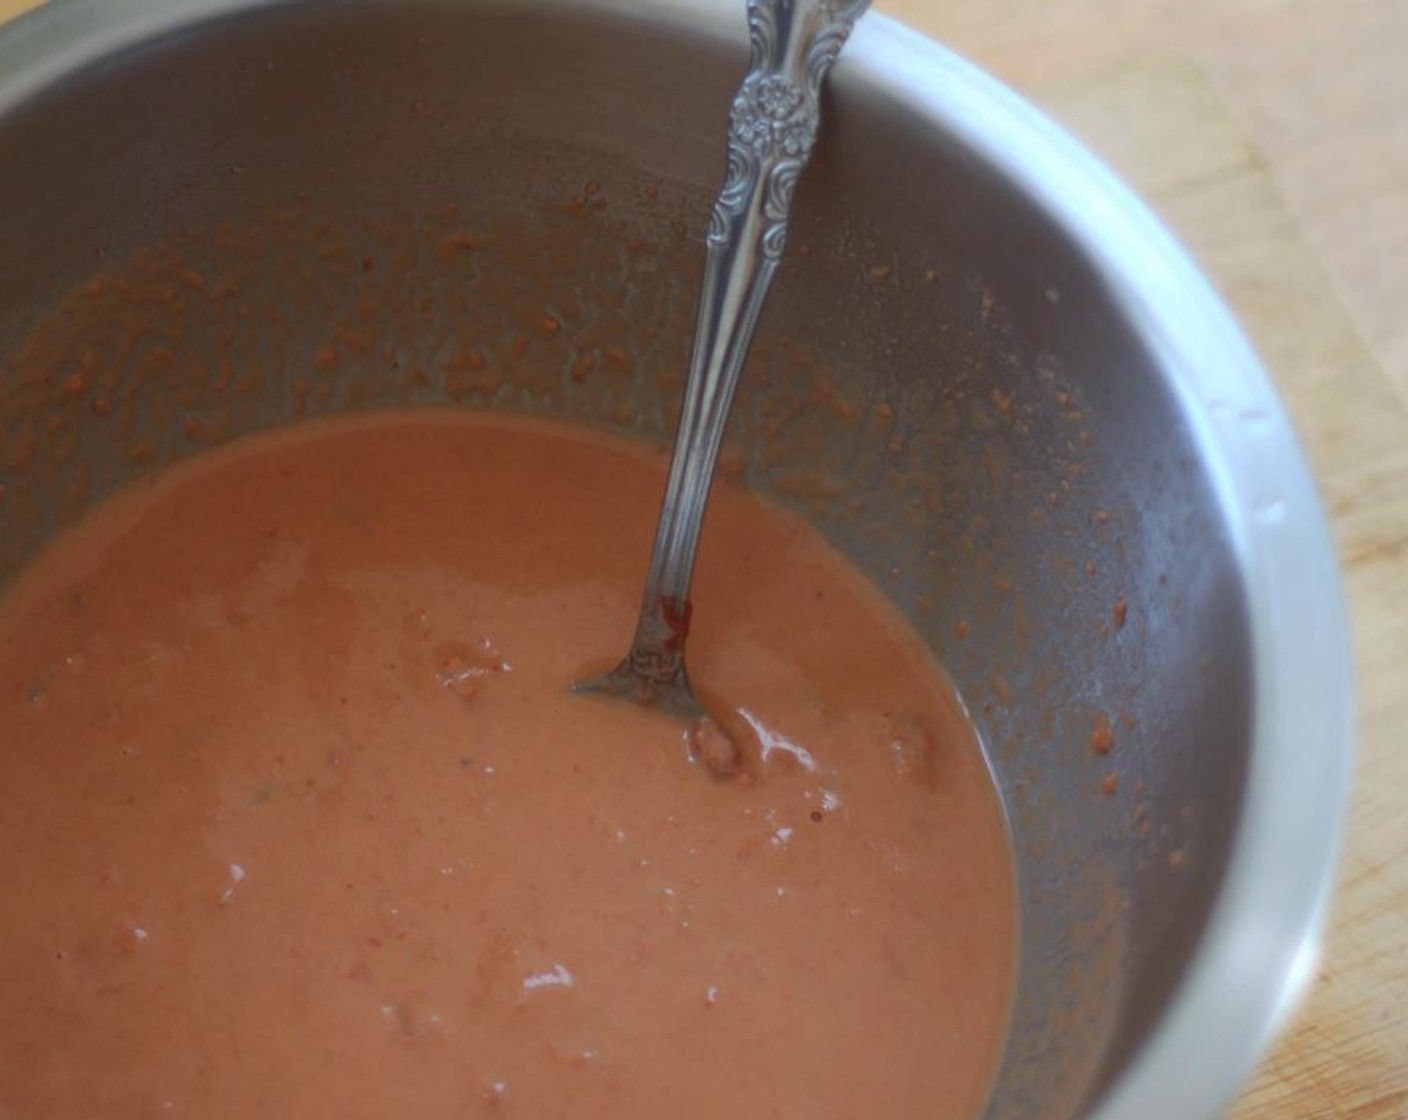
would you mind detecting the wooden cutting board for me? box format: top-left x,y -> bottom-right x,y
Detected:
2,1 -> 1404,1117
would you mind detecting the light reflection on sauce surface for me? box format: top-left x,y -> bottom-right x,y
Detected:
0,411 -> 1014,1118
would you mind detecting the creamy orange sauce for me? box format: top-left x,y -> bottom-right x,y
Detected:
0,412 -> 1014,1118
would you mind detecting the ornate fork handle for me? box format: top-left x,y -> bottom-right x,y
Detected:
625,0 -> 869,686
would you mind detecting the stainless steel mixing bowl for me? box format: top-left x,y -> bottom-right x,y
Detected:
0,2 -> 1352,1117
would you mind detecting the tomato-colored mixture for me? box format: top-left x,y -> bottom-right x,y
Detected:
0,412 -> 1014,1118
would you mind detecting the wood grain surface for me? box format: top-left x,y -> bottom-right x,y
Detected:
2,1 -> 1405,1117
